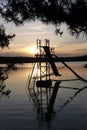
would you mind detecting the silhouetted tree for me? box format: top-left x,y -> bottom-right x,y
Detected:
0,25 -> 15,48
0,0 -> 87,42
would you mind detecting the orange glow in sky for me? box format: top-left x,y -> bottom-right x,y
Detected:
26,46 -> 38,56
0,20 -> 87,57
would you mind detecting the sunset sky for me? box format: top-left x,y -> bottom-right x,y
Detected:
0,19 -> 87,57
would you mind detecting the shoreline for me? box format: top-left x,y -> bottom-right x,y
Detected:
0,55 -> 87,64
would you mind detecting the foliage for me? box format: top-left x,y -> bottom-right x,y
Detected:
0,0 -> 87,42
0,25 -> 15,48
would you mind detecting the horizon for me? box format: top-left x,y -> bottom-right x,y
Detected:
0,53 -> 87,58
0,20 -> 87,57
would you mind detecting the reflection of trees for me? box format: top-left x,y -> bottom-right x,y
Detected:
0,64 -> 17,97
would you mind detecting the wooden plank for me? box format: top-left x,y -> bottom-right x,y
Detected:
36,79 -> 52,88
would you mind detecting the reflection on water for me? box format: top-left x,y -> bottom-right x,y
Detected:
27,79 -> 61,122
0,65 -> 13,97
0,64 -> 19,97
58,85 -> 87,113
0,62 -> 87,130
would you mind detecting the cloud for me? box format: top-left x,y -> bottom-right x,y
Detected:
31,24 -> 46,31
75,48 -> 87,52
10,43 -> 28,47
0,51 -> 28,57
16,31 -> 49,36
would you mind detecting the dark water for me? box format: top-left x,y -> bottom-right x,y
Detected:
0,62 -> 87,130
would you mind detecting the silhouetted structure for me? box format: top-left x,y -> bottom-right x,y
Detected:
26,39 -> 87,122
26,39 -> 62,121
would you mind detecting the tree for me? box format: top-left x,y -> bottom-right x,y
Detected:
0,25 -> 15,48
0,0 -> 87,47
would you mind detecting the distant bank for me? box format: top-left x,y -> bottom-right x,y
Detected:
0,55 -> 87,64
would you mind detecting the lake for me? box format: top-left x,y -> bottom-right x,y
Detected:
0,62 -> 87,130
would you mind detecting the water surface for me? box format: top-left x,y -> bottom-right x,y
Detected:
0,62 -> 87,130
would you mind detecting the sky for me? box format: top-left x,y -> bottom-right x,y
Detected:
0,19 -> 87,57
